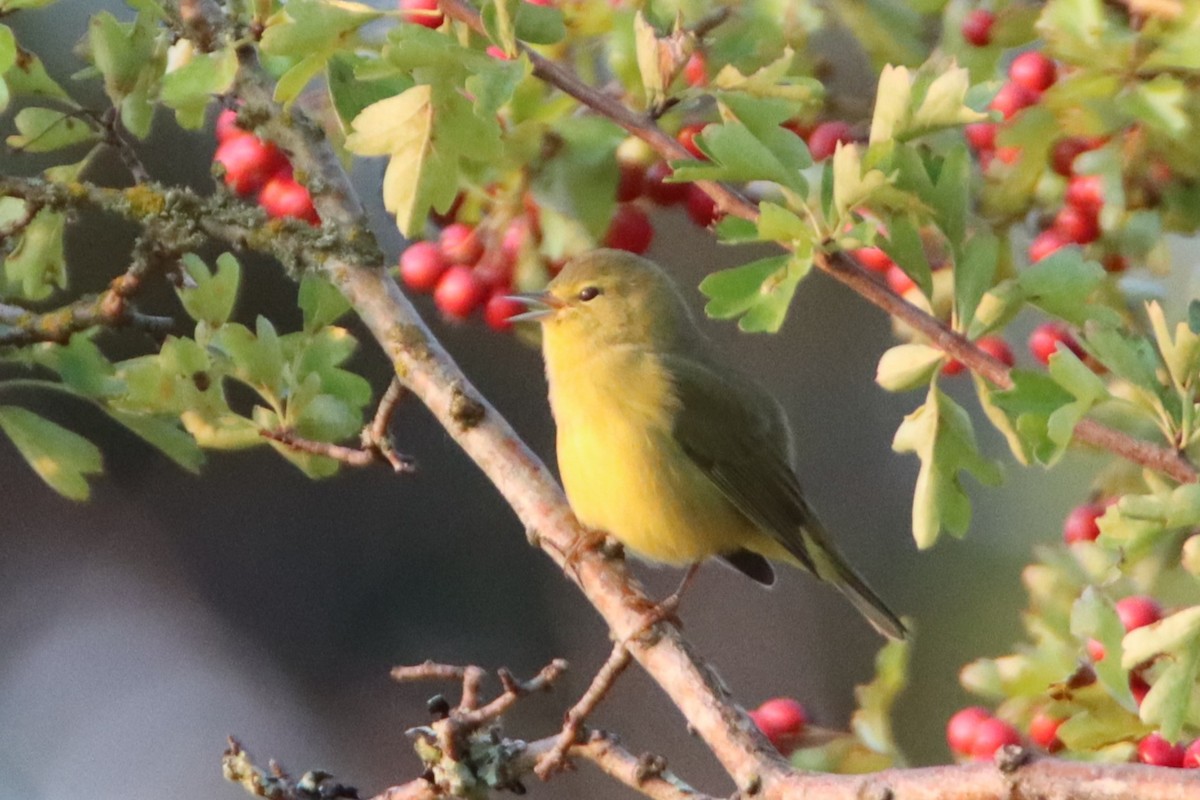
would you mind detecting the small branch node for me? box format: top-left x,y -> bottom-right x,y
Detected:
995,744 -> 1032,774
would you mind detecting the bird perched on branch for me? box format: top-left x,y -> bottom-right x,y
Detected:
510,249 -> 906,640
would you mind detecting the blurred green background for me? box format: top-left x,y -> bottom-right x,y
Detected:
0,3 -> 1109,799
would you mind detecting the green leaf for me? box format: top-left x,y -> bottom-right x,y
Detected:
0,405 -> 102,500
1045,347 -> 1108,448
160,47 -> 237,129
346,83 -> 498,237
6,107 -> 95,153
1017,248 -> 1114,325
699,251 -> 812,333
711,48 -> 822,105
537,116 -> 624,238
105,409 -> 203,473
928,145 -> 969,246
1071,588 -> 1134,707
1147,301 -> 1200,392
892,385 -> 1003,548
298,274 -> 351,333
514,1 -> 566,44
3,208 -> 65,301
1123,606 -> 1200,740
87,11 -> 159,111
1117,75 -> 1189,138
327,53 -> 414,131
670,118 -> 806,195
953,233 -> 997,331
42,335 -> 122,398
875,343 -> 943,393
851,635 -> 911,763
261,0 -> 381,59
1083,323 -> 1162,394
880,214 -> 932,298
177,252 -> 240,327
481,0 -> 519,55
832,144 -> 892,218
756,202 -> 809,245
2,32 -> 71,104
871,63 -> 987,144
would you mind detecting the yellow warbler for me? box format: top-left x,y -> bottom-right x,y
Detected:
512,249 -> 906,640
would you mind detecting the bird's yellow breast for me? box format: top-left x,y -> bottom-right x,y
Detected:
544,339 -> 755,565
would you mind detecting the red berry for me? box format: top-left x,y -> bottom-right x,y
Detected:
1115,596 -> 1162,632
213,134 -> 289,196
1182,739 -> 1200,768
433,265 -> 486,319
852,246 -> 895,274
750,698 -> 807,755
947,707 -> 991,756
440,223 -> 483,265
616,161 -> 646,203
686,184 -> 718,227
1065,174 -> 1105,212
683,51 -> 707,87
1028,710 -> 1064,752
215,108 -> 242,143
677,123 -> 707,158
1028,229 -> 1068,263
644,162 -> 689,205
1063,503 -> 1104,544
604,204 -> 654,254
258,172 -> 319,225
399,241 -> 449,293
1029,322 -> 1084,365
486,45 -> 511,60
1102,252 -> 1128,273
501,219 -> 531,256
970,718 -> 1021,760
1049,137 -> 1097,177
1053,204 -> 1100,244
807,121 -> 855,161
996,146 -> 1022,165
1087,638 -> 1107,662
1130,671 -> 1151,705
1139,733 -> 1185,768
1008,51 -> 1057,94
484,291 -> 524,332
961,9 -> 995,47
965,122 -> 997,152
990,82 -> 1037,120
754,698 -> 807,737
400,0 -> 444,28
885,264 -> 917,295
977,336 -> 1015,367
942,358 -> 966,377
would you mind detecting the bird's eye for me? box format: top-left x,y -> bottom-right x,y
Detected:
578,286 -> 602,302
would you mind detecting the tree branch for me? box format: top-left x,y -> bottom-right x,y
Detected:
435,0 -> 1198,486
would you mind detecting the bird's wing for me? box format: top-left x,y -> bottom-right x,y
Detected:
666,353 -> 908,640
663,354 -> 821,574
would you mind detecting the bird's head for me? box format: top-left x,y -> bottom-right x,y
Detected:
508,249 -> 697,351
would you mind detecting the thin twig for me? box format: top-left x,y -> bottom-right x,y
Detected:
536,641 -> 632,779
260,427 -> 396,468
459,658 -> 568,728
361,378 -> 414,472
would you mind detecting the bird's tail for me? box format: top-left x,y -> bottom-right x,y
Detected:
829,558 -> 907,641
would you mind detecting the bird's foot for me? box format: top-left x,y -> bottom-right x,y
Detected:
622,564 -> 701,645
561,527 -> 621,580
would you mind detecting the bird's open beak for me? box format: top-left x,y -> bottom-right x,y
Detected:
504,292 -> 563,323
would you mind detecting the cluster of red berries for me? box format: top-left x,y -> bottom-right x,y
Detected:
212,109 -> 319,225
398,220 -> 530,330
946,706 -> 1022,760
747,697 -> 808,756
962,26 -> 1132,273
